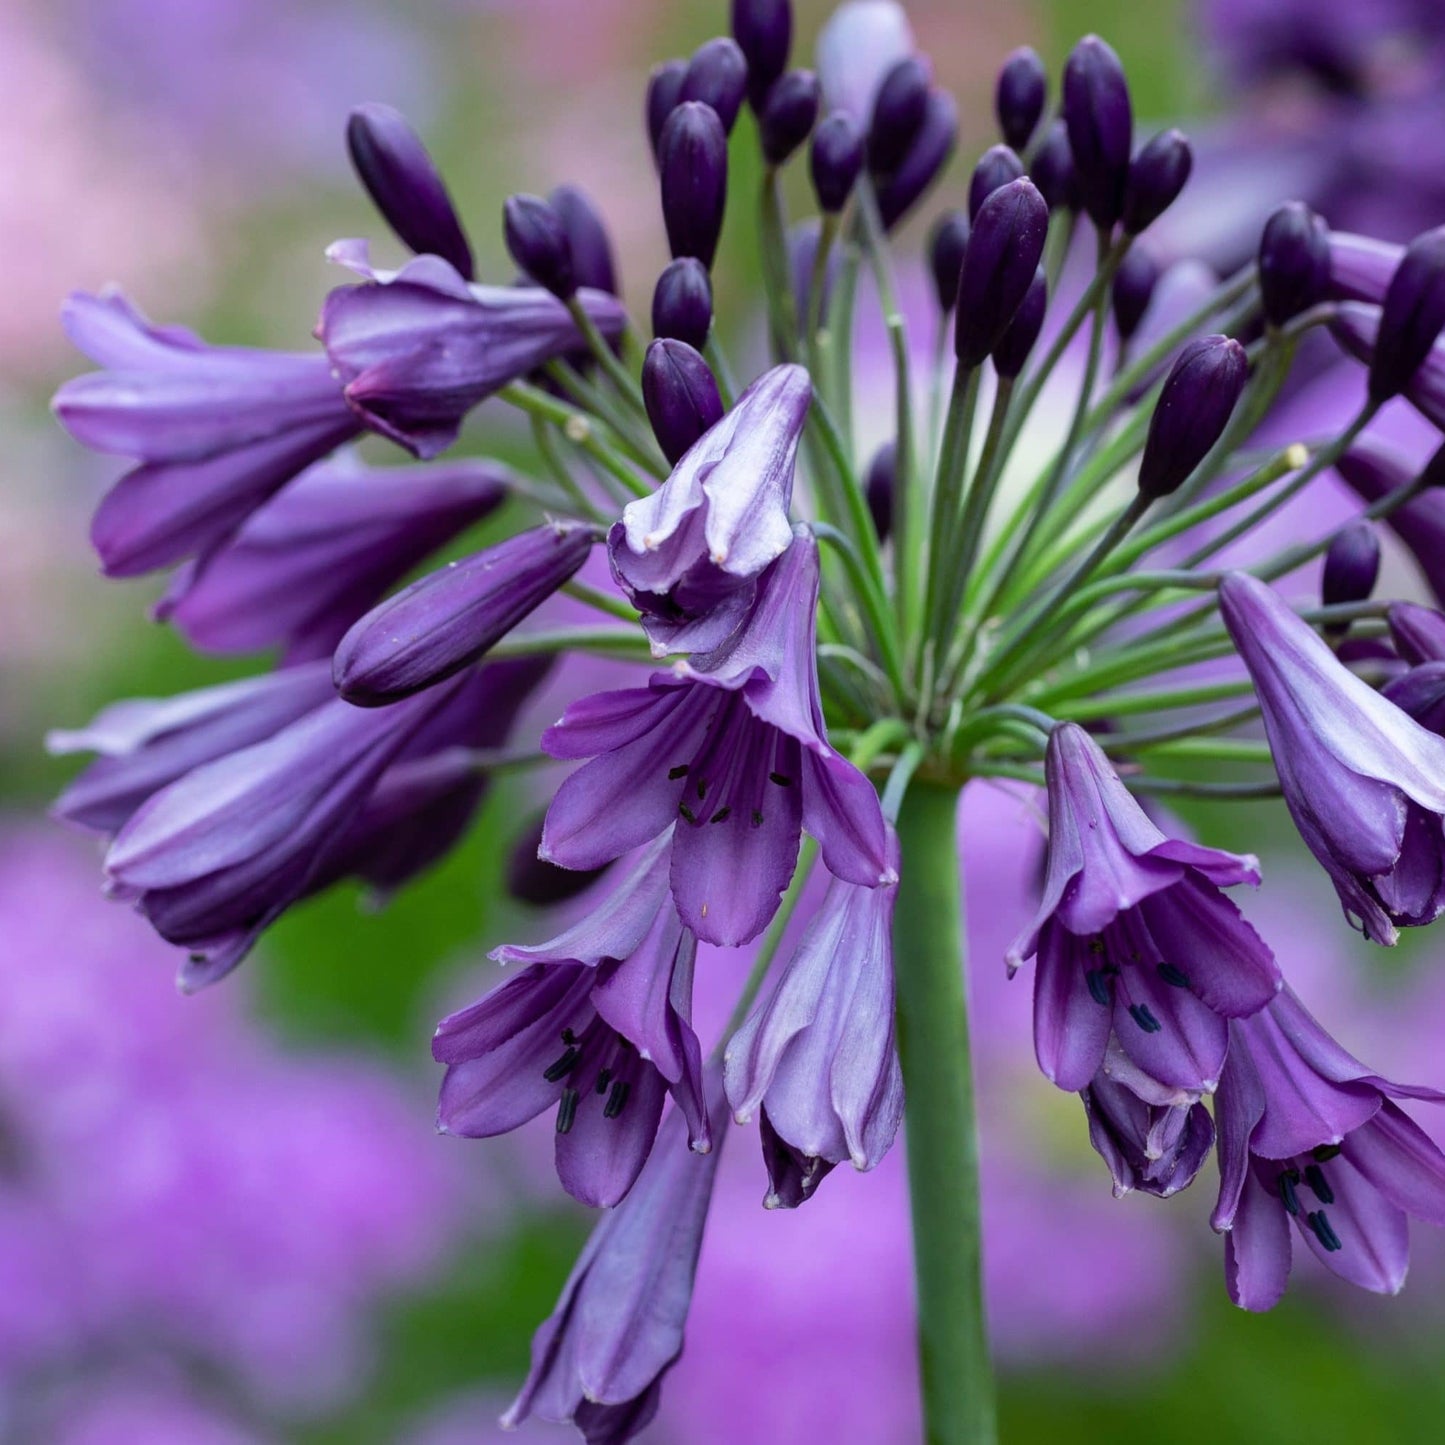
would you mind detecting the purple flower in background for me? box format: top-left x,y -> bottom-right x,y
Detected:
319,242 -> 627,459
609,362 -> 811,655
1220,570 -> 1445,943
52,291 -> 361,576
815,1 -> 915,124
155,452 -> 511,662
1336,437 -> 1445,607
1212,988 -> 1445,1309
1009,723 -> 1278,1094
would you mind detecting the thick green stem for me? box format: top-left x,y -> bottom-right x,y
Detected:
893,781 -> 995,1445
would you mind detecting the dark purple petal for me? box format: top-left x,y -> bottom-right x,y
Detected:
759,69 -> 820,166
758,1108 -> 837,1209
1389,602 -> 1445,664
1121,129 -> 1192,236
926,208 -> 969,314
645,60 -> 688,163
1369,224 -> 1445,402
866,56 -> 930,176
651,257 -> 714,350
550,185 -> 618,297
732,0 -> 793,101
967,144 -> 1025,223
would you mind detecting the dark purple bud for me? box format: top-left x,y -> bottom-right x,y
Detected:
502,194 -> 575,299
759,69 -> 820,166
1369,225 -> 1445,403
954,177 -> 1050,368
681,37 -> 750,134
659,102 -> 730,270
865,439 -> 897,542
1258,202 -> 1330,329
1322,521 -> 1381,610
810,112 -> 865,213
968,145 -> 1025,222
995,47 -> 1047,151
652,257 -> 713,349
549,185 -> 618,296
866,56 -> 931,176
876,89 -> 958,232
1112,246 -> 1160,341
927,208 -> 969,313
732,0 -> 793,105
1062,35 -> 1133,230
646,59 -> 688,163
992,266 -> 1048,379
1029,118 -> 1078,212
505,811 -> 609,906
346,104 -> 474,280
642,339 -> 725,466
1122,129 -> 1191,236
1137,335 -> 1248,499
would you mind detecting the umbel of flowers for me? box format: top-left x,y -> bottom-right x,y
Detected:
45,0 -> 1445,1440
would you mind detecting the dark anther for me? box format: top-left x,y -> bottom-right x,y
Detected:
595,1068 -> 612,1095
751,809 -> 765,828
710,807 -> 732,824
1278,1169 -> 1301,1216
1086,969 -> 1112,1007
696,779 -> 708,799
561,1028 -> 577,1045
543,1046 -> 580,1083
1307,1209 -> 1343,1252
769,771 -> 792,786
1087,937 -> 1105,955
1127,1002 -> 1161,1033
1304,1164 -> 1336,1204
604,1080 -> 631,1119
556,1088 -> 580,1134
668,764 -> 690,779
1313,1143 -> 1343,1162
679,804 -> 698,823
1157,962 -> 1191,988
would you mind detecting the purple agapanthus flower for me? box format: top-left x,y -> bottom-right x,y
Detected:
503,1075 -> 728,1444
1329,302 -> 1445,432
608,362 -> 812,655
1335,437 -> 1445,607
433,837 -> 707,1208
1220,570 -> 1445,943
725,831 -> 904,1206
52,291 -> 361,576
1212,988 -> 1445,1308
1008,723 -> 1279,1094
318,241 -> 627,459
154,451 -> 511,662
542,527 -> 891,947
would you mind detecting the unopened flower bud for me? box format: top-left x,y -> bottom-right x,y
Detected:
646,59 -> 688,163
1257,202 -> 1330,328
810,112 -> 865,212
503,194 -> 575,299
1062,35 -> 1133,230
681,37 -> 750,134
760,69 -> 820,165
927,209 -> 969,313
1322,521 -> 1381,620
968,145 -> 1025,222
1122,129 -> 1191,236
1369,225 -> 1445,403
642,339 -> 725,465
866,55 -> 931,175
1030,119 -> 1078,212
1137,335 -> 1248,499
876,89 -> 958,231
1112,247 -> 1160,342
549,185 -> 618,296
652,257 -> 714,349
866,439 -> 897,541
659,102 -> 730,269
954,177 -> 1050,367
506,811 -> 608,906
993,267 -> 1048,379
346,103 -> 474,280
995,47 -> 1047,151
732,0 -> 793,105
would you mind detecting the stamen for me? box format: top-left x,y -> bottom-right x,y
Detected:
595,1068 -> 612,1095
1127,1002 -> 1161,1033
1278,1168 -> 1301,1216
543,1046 -> 580,1082
556,1087 -> 580,1134
751,809 -> 764,828
1306,1209 -> 1342,1252
768,771 -> 792,787
1304,1163 -> 1335,1204
1086,969 -> 1112,1007
1157,962 -> 1191,988
668,764 -> 689,779
696,779 -> 707,800
561,1028 -> 577,1046
603,1080 -> 631,1118
1312,1143 -> 1343,1162
679,803 -> 698,823
710,806 -> 731,823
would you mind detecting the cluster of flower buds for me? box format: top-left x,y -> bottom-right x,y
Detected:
43,0 -> 1445,1439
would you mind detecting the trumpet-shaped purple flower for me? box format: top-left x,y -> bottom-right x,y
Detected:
333,520 -> 596,705
1336,437 -> 1445,607
503,1077 -> 727,1445
1329,302 -> 1445,433
1008,723 -> 1278,1094
543,529 -> 891,947
1219,570 -> 1445,943
154,453 -> 510,662
725,833 -> 903,1205
1212,989 -> 1445,1309
608,363 -> 811,655
435,840 -> 707,1207
52,291 -> 361,576
318,241 -> 627,459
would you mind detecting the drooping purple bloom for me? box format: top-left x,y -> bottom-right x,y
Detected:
503,1078 -> 727,1444
333,520 -> 596,705
1008,723 -> 1279,1094
1212,989 -> 1445,1309
434,839 -> 707,1208
153,453 -> 510,663
609,363 -> 811,655
52,291 -> 361,576
1219,570 -> 1445,943
545,529 -> 891,947
317,242 -> 626,459
725,832 -> 904,1205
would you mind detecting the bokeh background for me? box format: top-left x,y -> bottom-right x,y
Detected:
7,0 -> 1445,1440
